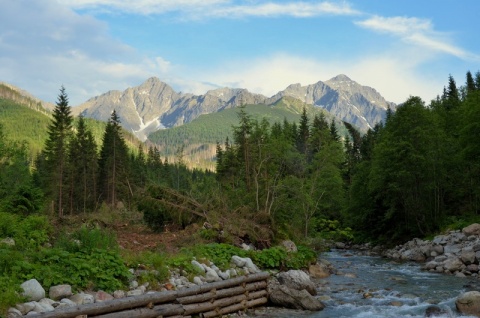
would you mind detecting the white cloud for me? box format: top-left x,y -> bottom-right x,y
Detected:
356,15 -> 479,61
59,0 -> 359,18
207,2 -> 359,18
199,53 -> 444,104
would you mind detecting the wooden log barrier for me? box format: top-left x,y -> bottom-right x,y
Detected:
28,272 -> 270,318
201,297 -> 268,318
176,281 -> 267,305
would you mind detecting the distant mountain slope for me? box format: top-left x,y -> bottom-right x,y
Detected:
0,98 -> 51,155
148,98 -> 344,170
0,97 -> 141,158
73,75 -> 395,141
0,82 -> 54,112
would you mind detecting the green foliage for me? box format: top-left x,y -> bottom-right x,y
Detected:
312,218 -> 354,242
0,275 -> 24,315
55,227 -> 118,253
0,212 -> 51,249
19,248 -> 130,292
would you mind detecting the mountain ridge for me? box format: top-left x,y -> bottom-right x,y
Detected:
72,75 -> 396,141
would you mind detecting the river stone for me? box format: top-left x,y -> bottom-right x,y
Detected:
463,224 -> 480,236
191,260 -> 206,273
113,290 -> 126,299
205,268 -> 221,282
456,291 -> 480,316
94,290 -> 114,302
8,307 -> 23,317
21,279 -> 45,301
69,293 -> 94,305
277,270 -> 317,296
467,264 -> 479,273
444,257 -> 464,272
444,244 -> 462,255
425,305 -> 450,317
49,284 -> 72,300
401,248 -> 426,262
231,256 -> 259,273
269,284 -> 324,311
15,302 -> 36,315
309,263 -> 330,279
461,250 -> 476,265
432,244 -> 444,255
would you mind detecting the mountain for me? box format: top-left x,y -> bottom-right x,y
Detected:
73,75 -> 395,141
73,78 -> 267,141
0,82 -> 54,112
148,97 -> 343,170
266,74 -> 395,131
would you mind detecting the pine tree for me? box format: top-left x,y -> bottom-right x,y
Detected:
40,86 -> 73,217
296,107 -> 309,155
466,71 -> 476,94
68,116 -> 98,213
98,110 -> 130,207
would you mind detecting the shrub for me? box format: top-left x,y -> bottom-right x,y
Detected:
55,227 -> 117,253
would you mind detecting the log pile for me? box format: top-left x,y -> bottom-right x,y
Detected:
28,272 -> 270,318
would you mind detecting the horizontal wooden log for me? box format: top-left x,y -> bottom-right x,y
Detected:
177,281 -> 267,305
183,290 -> 267,316
28,292 -> 178,318
92,303 -> 184,318
175,271 -> 269,298
28,272 -> 269,318
201,297 -> 268,318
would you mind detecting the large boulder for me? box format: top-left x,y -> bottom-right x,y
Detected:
269,284 -> 324,311
456,291 -> 480,317
20,279 -> 45,301
277,270 -> 317,296
463,224 -> 480,236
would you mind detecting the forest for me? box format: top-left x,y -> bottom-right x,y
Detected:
1,71 -> 480,312
1,72 -> 480,245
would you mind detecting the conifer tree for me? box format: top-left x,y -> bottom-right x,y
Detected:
40,86 -> 73,217
296,107 -> 310,156
68,116 -> 98,213
98,110 -> 130,207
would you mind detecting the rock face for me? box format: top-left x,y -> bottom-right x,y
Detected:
456,291 -> 480,317
73,75 -> 395,141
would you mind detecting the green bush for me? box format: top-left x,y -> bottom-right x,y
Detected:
313,218 -> 354,242
18,248 -> 131,292
55,227 -> 118,253
0,212 -> 51,249
0,275 -> 24,316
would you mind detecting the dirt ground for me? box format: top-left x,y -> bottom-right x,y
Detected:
114,223 -> 202,254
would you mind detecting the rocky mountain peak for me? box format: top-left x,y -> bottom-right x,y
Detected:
73,74 -> 396,140
327,74 -> 353,82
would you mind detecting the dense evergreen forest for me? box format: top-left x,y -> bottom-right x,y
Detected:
1,71 -> 480,246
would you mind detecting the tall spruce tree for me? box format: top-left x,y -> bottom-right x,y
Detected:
98,110 -> 130,207
40,86 -> 73,217
68,116 -> 98,213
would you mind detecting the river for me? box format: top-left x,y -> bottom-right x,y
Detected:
256,250 -> 479,318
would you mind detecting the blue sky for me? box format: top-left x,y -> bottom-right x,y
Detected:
1,0 -> 479,106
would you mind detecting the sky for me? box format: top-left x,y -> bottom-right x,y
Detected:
1,0 -> 479,106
